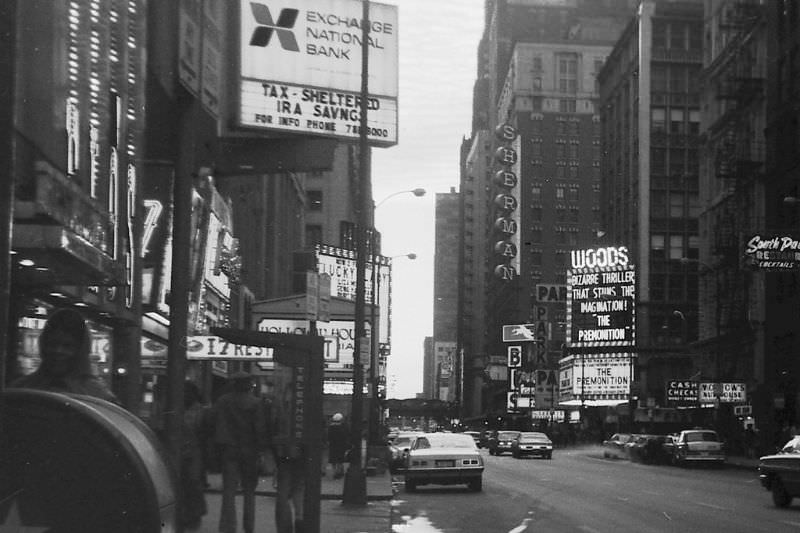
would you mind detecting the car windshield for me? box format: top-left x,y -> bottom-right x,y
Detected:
685,431 -> 719,443
415,434 -> 476,449
519,432 -> 549,442
393,437 -> 415,447
498,432 -> 518,440
780,436 -> 800,453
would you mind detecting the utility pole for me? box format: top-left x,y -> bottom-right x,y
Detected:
342,0 -> 370,506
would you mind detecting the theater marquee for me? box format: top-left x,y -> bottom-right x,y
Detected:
566,246 -> 636,348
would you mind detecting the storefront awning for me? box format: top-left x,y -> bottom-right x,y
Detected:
12,224 -> 126,286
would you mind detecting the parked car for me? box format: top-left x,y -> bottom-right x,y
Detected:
488,430 -> 521,456
628,434 -> 672,464
404,432 -> 484,492
602,433 -> 633,459
671,429 -> 725,466
511,431 -> 553,459
463,431 -> 481,446
759,435 -> 800,507
389,432 -> 423,473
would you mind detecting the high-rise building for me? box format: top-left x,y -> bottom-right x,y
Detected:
457,0 -> 634,421
434,188 -> 461,402
598,0 -> 705,416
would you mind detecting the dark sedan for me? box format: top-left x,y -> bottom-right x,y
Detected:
627,434 -> 672,464
759,435 -> 800,507
602,433 -> 633,459
488,430 -> 521,456
511,431 -> 553,459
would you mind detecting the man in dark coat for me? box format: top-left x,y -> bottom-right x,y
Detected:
327,413 -> 349,479
11,308 -> 117,403
212,371 -> 267,533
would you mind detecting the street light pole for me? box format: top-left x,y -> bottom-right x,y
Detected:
368,252 -> 416,446
342,0 -> 370,506
367,188 -> 425,446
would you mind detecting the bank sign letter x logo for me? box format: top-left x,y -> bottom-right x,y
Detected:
249,3 -> 299,51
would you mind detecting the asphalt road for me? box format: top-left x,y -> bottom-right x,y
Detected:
390,445 -> 800,533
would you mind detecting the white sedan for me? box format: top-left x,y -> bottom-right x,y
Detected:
404,432 -> 484,492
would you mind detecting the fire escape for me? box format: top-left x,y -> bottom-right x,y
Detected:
703,1 -> 765,380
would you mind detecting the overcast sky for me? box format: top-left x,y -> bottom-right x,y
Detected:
372,0 -> 485,399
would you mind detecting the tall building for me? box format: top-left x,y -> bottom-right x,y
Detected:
762,1 -> 800,446
434,188 -> 461,402
699,0 -> 767,440
3,0 -> 147,408
458,0 -> 634,421
598,0 -> 704,417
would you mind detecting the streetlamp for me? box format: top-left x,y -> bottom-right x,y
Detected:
368,252 -> 417,446
375,188 -> 426,209
367,187 -> 425,446
680,256 -> 722,423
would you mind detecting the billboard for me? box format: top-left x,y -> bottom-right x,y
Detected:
743,234 -> 800,270
239,0 -> 398,145
560,353 -> 633,401
315,244 -> 391,345
257,318 -> 369,372
567,247 -> 635,347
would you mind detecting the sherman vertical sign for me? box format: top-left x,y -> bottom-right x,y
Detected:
566,247 -> 636,348
239,0 -> 398,145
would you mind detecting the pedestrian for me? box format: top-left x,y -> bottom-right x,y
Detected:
11,308 -> 117,403
327,413 -> 349,479
180,381 -> 208,530
212,371 -> 268,533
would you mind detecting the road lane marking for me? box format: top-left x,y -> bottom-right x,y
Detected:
780,521 -> 800,528
507,517 -> 533,533
663,512 -> 672,521
696,502 -> 729,511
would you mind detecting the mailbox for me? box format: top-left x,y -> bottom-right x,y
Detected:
0,389 -> 176,532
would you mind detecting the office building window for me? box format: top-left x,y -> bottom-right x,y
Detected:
559,99 -> 577,113
669,192 -> 684,218
557,53 -> 578,94
652,108 -> 666,132
670,109 -> 685,134
568,187 -> 579,202
307,190 -> 323,210
670,235 -> 684,260
651,234 -> 666,260
531,186 -> 542,201
306,224 -> 323,246
555,186 -> 565,200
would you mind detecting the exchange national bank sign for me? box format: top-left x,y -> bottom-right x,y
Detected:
566,246 -> 636,347
239,0 -> 398,145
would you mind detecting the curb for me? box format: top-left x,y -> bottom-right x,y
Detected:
203,488 -> 394,501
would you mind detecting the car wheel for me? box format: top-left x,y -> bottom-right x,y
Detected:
405,479 -> 416,493
489,449 -> 495,456
772,477 -> 793,508
468,477 -> 482,492
546,453 -> 552,460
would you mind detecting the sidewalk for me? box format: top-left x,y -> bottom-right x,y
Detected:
194,467 -> 395,533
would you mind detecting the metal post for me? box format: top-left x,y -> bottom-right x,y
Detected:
368,249 -> 379,445
0,0 -> 16,393
342,0 -> 370,505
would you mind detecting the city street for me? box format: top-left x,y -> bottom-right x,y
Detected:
391,445 -> 800,533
